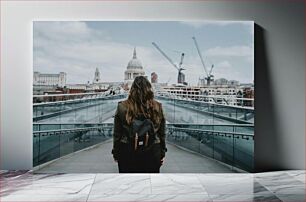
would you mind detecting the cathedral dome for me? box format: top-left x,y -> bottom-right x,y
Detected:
127,48 -> 143,70
124,47 -> 145,83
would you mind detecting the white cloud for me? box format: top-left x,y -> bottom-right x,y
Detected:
35,22 -> 120,81
34,21 -> 180,84
205,45 -> 253,57
34,21 -> 106,43
34,21 -> 254,85
216,61 -> 232,68
180,21 -> 254,38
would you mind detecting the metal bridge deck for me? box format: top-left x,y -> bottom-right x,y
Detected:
35,139 -> 236,173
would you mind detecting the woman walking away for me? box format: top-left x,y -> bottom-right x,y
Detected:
111,76 -> 167,173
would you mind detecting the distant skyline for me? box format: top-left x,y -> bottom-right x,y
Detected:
33,21 -> 254,85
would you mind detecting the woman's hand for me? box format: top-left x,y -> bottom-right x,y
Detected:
160,157 -> 165,165
113,157 -> 118,163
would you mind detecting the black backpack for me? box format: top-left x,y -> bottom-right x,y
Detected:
130,114 -> 156,153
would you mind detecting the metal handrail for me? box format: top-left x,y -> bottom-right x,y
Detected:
33,92 -> 105,98
157,95 -> 254,110
33,126 -> 112,135
167,126 -> 253,138
33,124 -> 253,136
33,93 -> 127,106
33,123 -> 254,127
156,91 -> 254,101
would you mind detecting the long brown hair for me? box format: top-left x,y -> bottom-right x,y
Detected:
124,76 -> 161,125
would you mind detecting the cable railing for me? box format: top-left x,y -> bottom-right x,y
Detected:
155,91 -> 254,108
168,123 -> 254,134
33,92 -> 128,104
158,97 -> 254,124
33,95 -> 255,124
33,94 -> 254,124
33,94 -> 127,122
33,123 -> 253,172
33,123 -> 113,167
166,125 -> 253,172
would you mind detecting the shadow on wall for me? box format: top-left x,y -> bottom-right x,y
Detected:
254,24 -> 283,172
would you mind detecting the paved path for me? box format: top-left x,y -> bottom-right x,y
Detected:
36,140 -> 235,173
2,170 -> 305,201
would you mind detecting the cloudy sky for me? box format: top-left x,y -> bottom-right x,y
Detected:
33,21 -> 254,85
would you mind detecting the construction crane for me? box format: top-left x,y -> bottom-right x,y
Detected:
192,36 -> 214,85
152,42 -> 186,85
172,50 -> 185,68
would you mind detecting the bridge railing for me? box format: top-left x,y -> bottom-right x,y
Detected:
33,93 -> 253,124
167,125 -> 254,172
33,92 -> 126,104
33,93 -> 127,122
33,123 -> 253,172
33,123 -> 113,167
157,95 -> 254,124
168,123 -> 254,134
156,91 -> 254,108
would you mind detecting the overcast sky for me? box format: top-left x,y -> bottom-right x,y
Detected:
33,21 -> 254,85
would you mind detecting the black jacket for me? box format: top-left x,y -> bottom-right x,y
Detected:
111,100 -> 167,160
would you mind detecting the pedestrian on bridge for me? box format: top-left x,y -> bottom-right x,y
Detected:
112,76 -> 167,173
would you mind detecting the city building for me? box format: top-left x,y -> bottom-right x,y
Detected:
93,68 -> 101,83
33,85 -> 58,95
151,72 -> 158,83
161,86 -> 202,99
33,71 -> 67,87
65,84 -> 87,93
200,85 -> 243,106
198,77 -> 206,87
243,86 -> 255,107
213,78 -> 240,86
124,48 -> 145,88
228,80 -> 240,86
33,68 -> 125,95
161,84 -> 247,106
213,78 -> 228,86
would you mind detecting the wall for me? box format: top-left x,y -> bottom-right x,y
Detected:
1,0 -> 304,171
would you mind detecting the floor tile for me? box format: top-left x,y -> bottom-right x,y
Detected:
198,173 -> 255,195
150,174 -> 208,195
210,194 -> 282,202
88,194 -> 211,201
286,170 -> 306,183
1,170 -> 305,202
0,194 -> 88,201
275,194 -> 306,202
90,174 -> 151,195
1,173 -> 95,196
255,173 -> 305,195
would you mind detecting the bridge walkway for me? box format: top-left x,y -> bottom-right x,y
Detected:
35,139 -> 236,173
